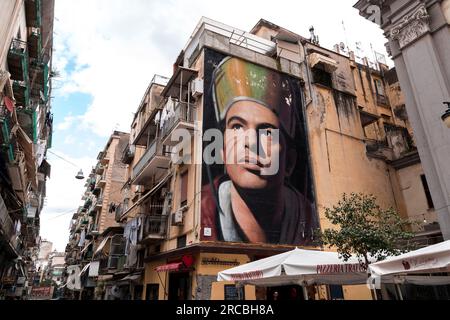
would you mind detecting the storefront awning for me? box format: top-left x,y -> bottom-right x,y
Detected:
118,273 -> 142,284
155,262 -> 183,273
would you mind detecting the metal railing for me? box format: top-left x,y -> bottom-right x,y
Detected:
9,38 -> 28,55
160,101 -> 195,141
142,214 -> 168,239
132,139 -> 161,180
184,17 -> 276,60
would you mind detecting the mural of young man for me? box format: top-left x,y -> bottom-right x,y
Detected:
201,52 -> 318,246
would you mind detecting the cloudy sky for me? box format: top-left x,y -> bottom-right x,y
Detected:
41,0 -> 390,251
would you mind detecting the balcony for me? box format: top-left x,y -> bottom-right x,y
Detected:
96,174 -> 107,189
95,163 -> 105,175
27,29 -> 42,59
161,102 -> 196,146
132,139 -> 170,186
12,81 -> 30,107
95,197 -> 103,210
7,39 -> 29,82
29,60 -> 49,101
16,107 -> 37,143
0,114 -> 14,163
121,144 -> 135,165
25,0 -> 42,28
83,198 -> 93,209
140,214 -> 169,244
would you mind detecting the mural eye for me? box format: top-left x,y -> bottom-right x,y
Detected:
232,124 -> 243,131
261,129 -> 272,137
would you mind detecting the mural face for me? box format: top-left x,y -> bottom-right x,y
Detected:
201,49 -> 318,246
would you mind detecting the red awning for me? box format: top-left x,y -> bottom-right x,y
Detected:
155,262 -> 183,272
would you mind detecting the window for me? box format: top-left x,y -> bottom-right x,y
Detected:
374,79 -> 387,106
312,65 -> 333,88
374,79 -> 385,96
180,171 -> 188,207
177,235 -> 187,249
421,175 -> 435,209
224,285 -> 245,300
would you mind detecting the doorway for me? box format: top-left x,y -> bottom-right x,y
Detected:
168,272 -> 191,300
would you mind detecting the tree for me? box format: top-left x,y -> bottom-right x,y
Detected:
317,193 -> 415,267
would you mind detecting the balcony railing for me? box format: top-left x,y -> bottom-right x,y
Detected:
27,29 -> 42,59
29,60 -> 49,101
132,139 -> 170,185
8,39 -> 29,83
161,102 -> 195,146
12,81 -> 30,107
0,114 -> 14,163
141,214 -> 168,243
121,144 -> 135,165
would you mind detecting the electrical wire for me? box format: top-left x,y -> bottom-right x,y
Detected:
47,150 -> 80,168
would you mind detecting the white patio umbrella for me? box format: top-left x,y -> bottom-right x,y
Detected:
217,248 -> 369,297
368,240 -> 450,285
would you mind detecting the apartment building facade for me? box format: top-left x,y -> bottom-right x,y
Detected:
64,131 -> 129,300
0,0 -> 54,299
102,18 -> 438,301
66,17 -> 439,301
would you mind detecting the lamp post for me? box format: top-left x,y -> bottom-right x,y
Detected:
443,102 -> 450,128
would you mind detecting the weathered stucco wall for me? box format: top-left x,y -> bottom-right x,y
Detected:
396,163 -> 438,228
307,84 -> 398,231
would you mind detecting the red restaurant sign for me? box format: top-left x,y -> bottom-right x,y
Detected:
30,286 -> 54,299
316,264 -> 367,274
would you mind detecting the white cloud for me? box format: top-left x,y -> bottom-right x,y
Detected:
56,114 -> 76,131
52,0 -> 390,138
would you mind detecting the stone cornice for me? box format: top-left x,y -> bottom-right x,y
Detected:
389,4 -> 431,49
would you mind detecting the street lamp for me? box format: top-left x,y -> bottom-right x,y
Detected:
442,102 -> 450,128
75,170 -> 85,180
48,150 -> 85,180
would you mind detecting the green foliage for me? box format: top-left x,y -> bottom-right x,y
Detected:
317,193 -> 415,266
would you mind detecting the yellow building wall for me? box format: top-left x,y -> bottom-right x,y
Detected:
343,285 -> 373,300
143,260 -> 168,300
396,163 -> 437,228
196,253 -> 255,300
308,85 -> 398,232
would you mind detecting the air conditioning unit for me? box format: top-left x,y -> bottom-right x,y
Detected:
191,78 -> 204,98
171,209 -> 184,226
